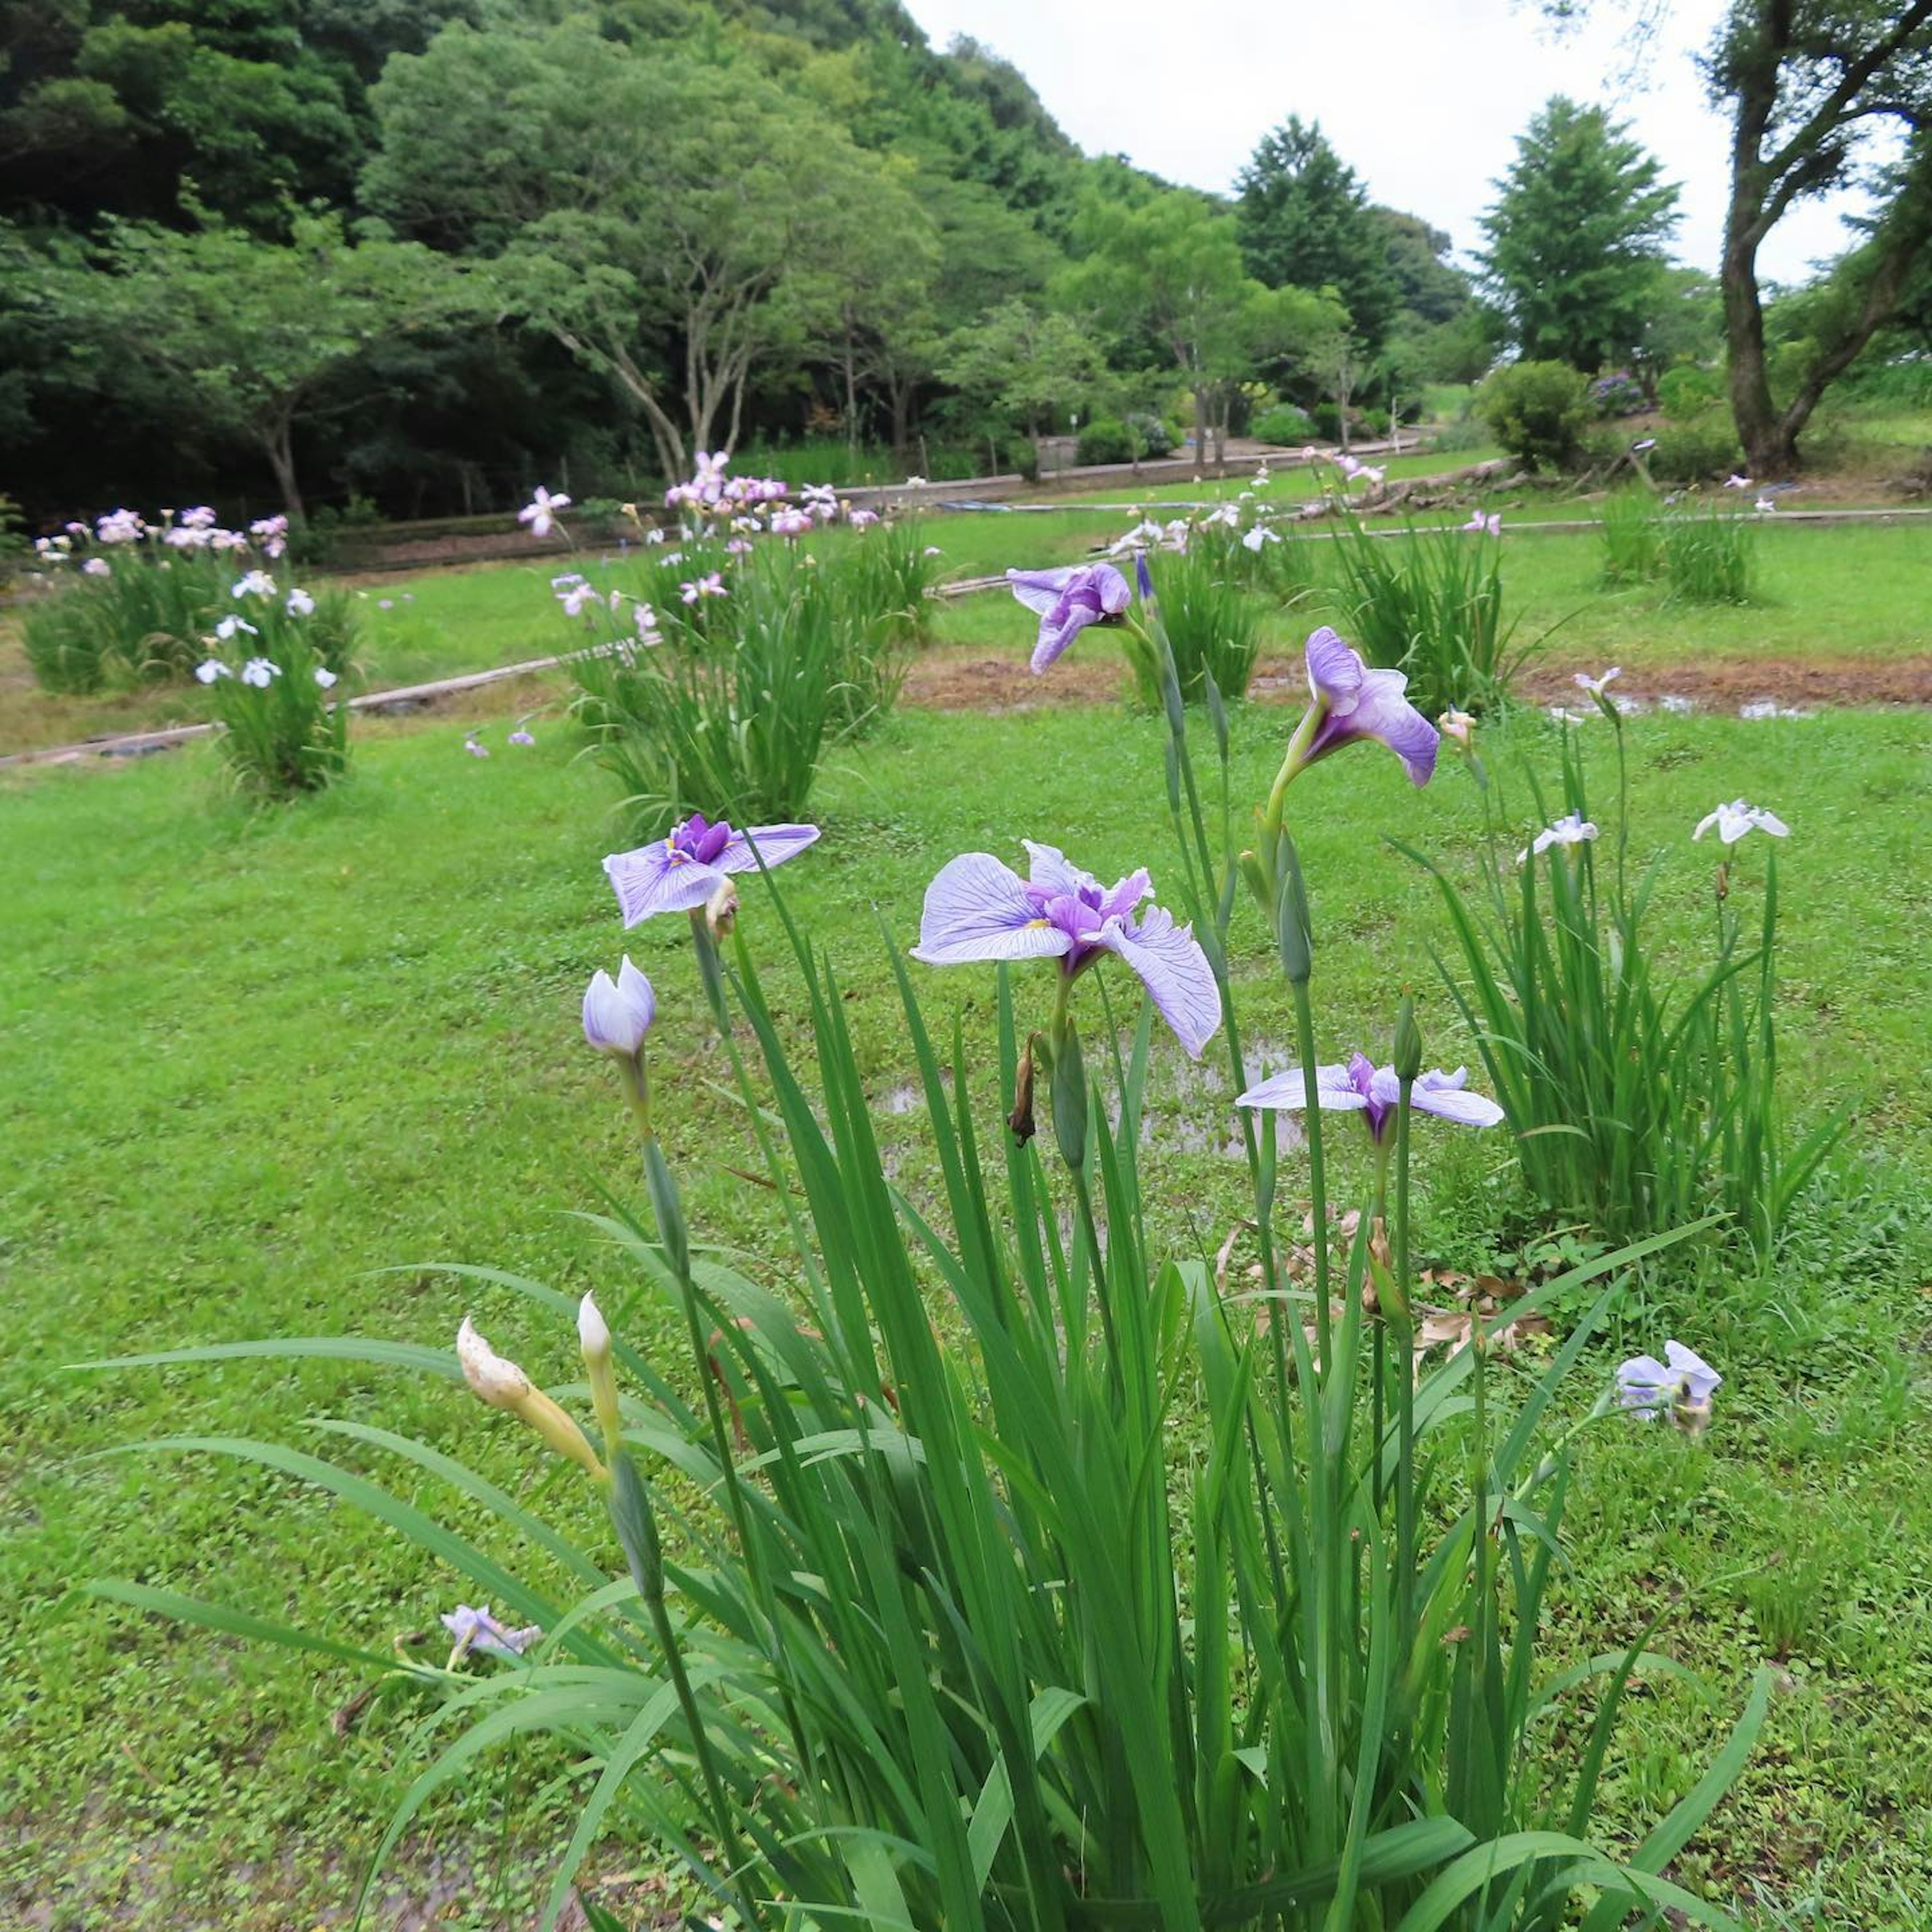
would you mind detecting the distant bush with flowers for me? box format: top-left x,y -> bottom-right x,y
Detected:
539,462 -> 934,835
1588,368 -> 1647,418
22,508 -> 357,693
91,555 -> 1772,1930
192,579 -> 354,798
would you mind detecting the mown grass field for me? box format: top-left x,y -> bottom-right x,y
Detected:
6,611 -> 1932,1926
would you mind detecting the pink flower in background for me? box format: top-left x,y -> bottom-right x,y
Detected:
518,486 -> 571,537
679,574 -> 727,603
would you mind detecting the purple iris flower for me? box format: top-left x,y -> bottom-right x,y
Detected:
1617,1339 -> 1722,1433
911,841 -> 1221,1057
603,811 -> 819,926
1238,1051 -> 1504,1143
1006,564 -> 1133,674
1295,627 -> 1438,786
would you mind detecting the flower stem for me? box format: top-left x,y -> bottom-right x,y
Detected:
1289,976 -> 1332,1364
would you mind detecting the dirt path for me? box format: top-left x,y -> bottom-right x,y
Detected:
904,651 -> 1932,713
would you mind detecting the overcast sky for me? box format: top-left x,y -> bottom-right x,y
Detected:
901,0 -> 1872,286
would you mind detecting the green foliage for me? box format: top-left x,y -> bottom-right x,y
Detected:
567,535 -> 913,836
1657,365 -> 1723,419
939,299 -> 1108,439
1476,361 -> 1591,471
1252,401 -> 1316,444
46,210 -> 479,519
1661,505 -> 1757,604
1405,721 -> 1841,1254
1649,413 -> 1745,485
1236,116 -> 1401,347
1478,96 -> 1680,373
1597,486 -> 1664,587
1138,544 -> 1262,702
1073,413 -> 1178,466
1330,519 -> 1535,715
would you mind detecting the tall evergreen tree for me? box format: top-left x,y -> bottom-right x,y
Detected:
1235,117 -> 1398,348
1477,96 -> 1680,373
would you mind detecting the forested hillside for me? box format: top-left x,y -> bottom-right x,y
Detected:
0,0 -> 1476,520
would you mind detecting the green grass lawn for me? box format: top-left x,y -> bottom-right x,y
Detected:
6,674 -> 1932,1924
931,515 -> 1932,679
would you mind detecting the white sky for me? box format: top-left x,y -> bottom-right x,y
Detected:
901,0 -> 1872,285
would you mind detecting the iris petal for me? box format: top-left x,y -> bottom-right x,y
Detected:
912,853 -> 1074,965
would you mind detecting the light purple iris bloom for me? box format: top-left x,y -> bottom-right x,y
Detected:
441,1604 -> 542,1663
603,811 -> 819,926
1296,627 -> 1438,786
911,841 -> 1221,1057
1006,564 -> 1132,674
583,956 -> 656,1056
1617,1339 -> 1721,1432
1237,1051 -> 1504,1143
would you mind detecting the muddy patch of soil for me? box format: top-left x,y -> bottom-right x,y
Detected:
905,650 -> 1932,714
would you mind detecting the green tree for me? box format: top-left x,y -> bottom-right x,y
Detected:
53,211 -> 475,517
1710,3 -> 1932,473
1478,96 -> 1680,374
1538,1 -> 1932,473
1368,208 -> 1472,327
1236,118 -> 1399,348
937,299 -> 1109,439
367,24 -> 915,478
1063,190 -> 1342,459
0,0 -> 471,234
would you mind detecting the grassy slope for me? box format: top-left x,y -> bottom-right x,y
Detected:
5,681 -> 1932,1924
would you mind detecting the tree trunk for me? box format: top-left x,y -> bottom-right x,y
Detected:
888,376 -> 912,463
1191,383 -> 1208,466
842,323 -> 859,455
261,418 -> 304,523
1721,183 -> 1793,475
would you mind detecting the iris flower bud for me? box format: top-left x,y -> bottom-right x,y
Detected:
582,958 -> 656,1058
579,1293 -> 622,1451
1392,995 -> 1422,1083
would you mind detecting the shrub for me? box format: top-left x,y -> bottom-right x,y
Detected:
1405,715 -> 1841,1252
1138,544 -> 1262,703
20,510 -> 355,693
1598,485 -> 1664,586
195,596 -> 352,798
1126,410 -> 1177,457
1661,502 -> 1757,603
1075,416 -> 1136,465
1649,411 -> 1744,484
1428,412 -> 1491,453
1657,365 -> 1724,418
1589,368 -> 1647,417
1329,516 -> 1534,714
1475,360 -> 1590,471
1250,402 -> 1315,445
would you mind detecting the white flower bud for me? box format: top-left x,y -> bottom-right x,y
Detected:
457,1317 -> 531,1411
